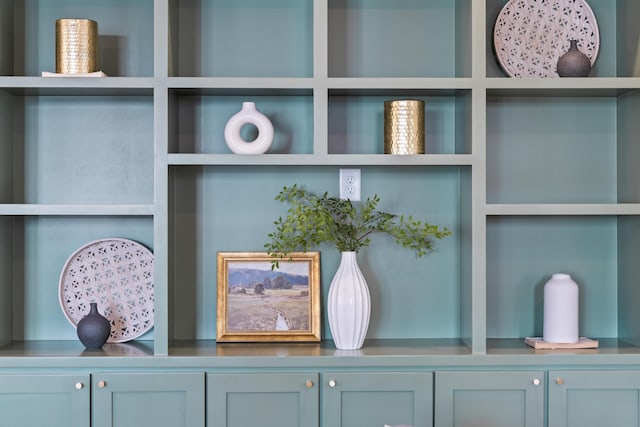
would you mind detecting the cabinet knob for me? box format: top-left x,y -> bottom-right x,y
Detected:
97,380 -> 107,388
305,380 -> 314,388
556,378 -> 564,385
532,378 -> 541,386
75,382 -> 84,390
328,380 -> 336,388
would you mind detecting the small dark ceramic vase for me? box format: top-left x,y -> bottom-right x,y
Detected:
557,40 -> 591,77
77,302 -> 111,349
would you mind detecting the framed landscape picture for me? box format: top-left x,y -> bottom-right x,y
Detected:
216,252 -> 321,342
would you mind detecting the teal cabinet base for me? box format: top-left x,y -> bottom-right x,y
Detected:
322,371 -> 433,427
91,372 -> 204,427
0,374 -> 90,427
549,370 -> 640,427
207,372 -> 319,427
5,368 -> 640,427
435,371 -> 544,427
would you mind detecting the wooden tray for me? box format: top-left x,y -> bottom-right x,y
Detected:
525,337 -> 599,349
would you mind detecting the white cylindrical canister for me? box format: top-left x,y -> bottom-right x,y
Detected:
543,273 -> 579,343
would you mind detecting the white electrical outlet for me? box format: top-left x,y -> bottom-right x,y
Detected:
339,168 -> 361,201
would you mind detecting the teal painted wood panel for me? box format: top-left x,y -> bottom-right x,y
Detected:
20,95 -> 154,204
328,0 -> 459,77
617,92 -> 640,344
617,1 -> 640,77
172,0 -> 313,77
435,371 -> 544,427
616,92 -> 640,203
618,216 -> 640,345
0,91 -> 12,203
0,1 -> 12,75
207,372 -> 319,427
548,370 -> 640,427
487,96 -> 617,204
0,218 -> 12,346
92,372 -> 204,427
0,373 -> 90,427
322,371 -> 433,427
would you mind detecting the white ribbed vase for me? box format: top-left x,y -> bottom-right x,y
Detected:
327,252 -> 371,350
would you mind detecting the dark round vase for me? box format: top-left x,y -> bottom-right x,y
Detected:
557,40 -> 591,77
77,302 -> 111,349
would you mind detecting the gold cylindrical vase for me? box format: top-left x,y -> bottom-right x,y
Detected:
384,100 -> 425,155
56,19 -> 98,74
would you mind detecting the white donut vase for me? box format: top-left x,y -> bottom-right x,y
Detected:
224,102 -> 274,154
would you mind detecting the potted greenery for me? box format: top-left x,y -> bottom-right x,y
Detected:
265,184 -> 451,350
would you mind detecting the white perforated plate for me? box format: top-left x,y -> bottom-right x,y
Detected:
493,0 -> 599,78
59,238 -> 154,343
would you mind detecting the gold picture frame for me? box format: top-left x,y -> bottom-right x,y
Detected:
216,252 -> 321,342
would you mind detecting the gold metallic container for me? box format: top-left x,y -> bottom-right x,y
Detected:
56,19 -> 98,74
384,100 -> 425,155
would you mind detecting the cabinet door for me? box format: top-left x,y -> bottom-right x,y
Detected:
207,373 -> 319,427
549,370 -> 640,427
0,373 -> 90,427
435,371 -> 544,427
92,371 -> 204,427
322,371 -> 433,427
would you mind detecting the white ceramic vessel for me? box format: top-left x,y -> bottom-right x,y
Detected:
543,273 -> 579,343
327,252 -> 371,350
224,101 -> 274,154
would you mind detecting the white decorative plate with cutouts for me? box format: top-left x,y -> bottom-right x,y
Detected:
493,0 -> 599,77
59,238 -> 154,343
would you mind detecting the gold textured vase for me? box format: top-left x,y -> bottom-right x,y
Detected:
56,19 -> 98,74
384,100 -> 425,155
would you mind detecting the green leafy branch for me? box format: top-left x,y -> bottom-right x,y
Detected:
265,184 -> 451,268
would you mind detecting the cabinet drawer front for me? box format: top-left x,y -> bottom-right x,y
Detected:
207,372 -> 319,427
435,370 -> 544,427
322,371 -> 433,427
0,373 -> 90,427
549,370 -> 640,427
92,371 -> 204,427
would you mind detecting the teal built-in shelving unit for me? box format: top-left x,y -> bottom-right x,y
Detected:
0,0 -> 639,394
